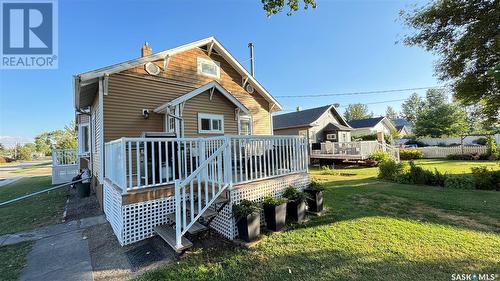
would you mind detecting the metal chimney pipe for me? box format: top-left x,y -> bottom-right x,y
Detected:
248,42 -> 254,76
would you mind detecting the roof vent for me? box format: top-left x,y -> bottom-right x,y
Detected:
245,84 -> 254,94
145,62 -> 161,75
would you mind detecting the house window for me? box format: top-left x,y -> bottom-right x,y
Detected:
197,58 -> 220,78
239,116 -> 252,135
78,123 -> 90,155
198,113 -> 224,134
326,133 -> 337,141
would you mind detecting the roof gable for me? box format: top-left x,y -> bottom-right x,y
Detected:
154,81 -> 249,114
273,105 -> 350,130
348,116 -> 385,128
75,37 -> 282,111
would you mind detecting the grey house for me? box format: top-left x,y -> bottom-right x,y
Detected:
273,105 -> 353,144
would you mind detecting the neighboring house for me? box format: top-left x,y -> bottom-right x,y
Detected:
70,37 -> 310,251
394,118 -> 413,137
273,105 -> 353,144
395,125 -> 411,137
349,116 -> 397,137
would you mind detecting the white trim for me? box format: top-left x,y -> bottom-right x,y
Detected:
75,37 -> 282,111
99,77 -> 105,182
154,81 -> 249,114
238,115 -> 252,135
326,133 -> 337,141
78,123 -> 90,155
197,57 -> 220,79
198,113 -> 224,134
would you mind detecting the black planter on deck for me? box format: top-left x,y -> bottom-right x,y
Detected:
305,189 -> 323,213
287,200 -> 306,223
263,203 -> 287,231
236,212 -> 260,242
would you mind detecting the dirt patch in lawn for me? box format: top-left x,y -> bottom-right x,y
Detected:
352,193 -> 500,232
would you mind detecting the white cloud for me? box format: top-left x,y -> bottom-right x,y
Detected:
0,136 -> 34,148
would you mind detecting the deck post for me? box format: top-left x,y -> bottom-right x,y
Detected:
223,136 -> 232,185
121,138 -> 127,193
174,180 -> 182,249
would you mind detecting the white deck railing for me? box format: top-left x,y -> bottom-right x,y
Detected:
52,149 -> 79,184
104,135 -> 308,193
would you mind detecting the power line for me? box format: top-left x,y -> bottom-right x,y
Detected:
279,98 -> 409,113
275,86 -> 445,98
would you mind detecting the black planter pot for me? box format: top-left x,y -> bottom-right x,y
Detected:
236,212 -> 260,242
305,189 -> 323,213
263,203 -> 287,231
287,200 -> 306,223
76,182 -> 91,198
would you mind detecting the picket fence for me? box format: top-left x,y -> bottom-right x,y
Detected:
416,146 -> 489,158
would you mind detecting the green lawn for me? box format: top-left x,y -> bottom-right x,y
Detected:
137,160 -> 500,281
0,176 -> 66,235
0,241 -> 33,281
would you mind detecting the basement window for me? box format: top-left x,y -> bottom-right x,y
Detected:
197,57 -> 220,78
198,113 -> 224,134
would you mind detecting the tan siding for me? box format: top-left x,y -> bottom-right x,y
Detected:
182,90 -> 238,137
122,48 -> 271,135
104,74 -> 194,142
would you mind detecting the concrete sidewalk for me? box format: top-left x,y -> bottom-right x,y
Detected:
1,215 -> 106,281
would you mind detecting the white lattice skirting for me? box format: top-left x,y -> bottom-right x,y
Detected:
103,172 -> 310,246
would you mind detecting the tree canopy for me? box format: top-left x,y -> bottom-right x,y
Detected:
401,0 -> 500,126
261,0 -> 316,16
343,103 -> 373,121
385,106 -> 398,121
401,93 -> 425,126
414,89 -> 468,137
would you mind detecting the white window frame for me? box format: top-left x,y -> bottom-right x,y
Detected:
239,115 -> 252,135
78,123 -> 90,155
197,57 -> 220,78
326,133 -> 337,141
198,113 -> 224,134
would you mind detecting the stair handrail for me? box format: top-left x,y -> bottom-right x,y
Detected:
174,137 -> 231,249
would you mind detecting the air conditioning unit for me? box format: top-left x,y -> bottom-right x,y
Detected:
144,62 -> 161,75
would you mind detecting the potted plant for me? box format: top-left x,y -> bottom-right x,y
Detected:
263,196 -> 288,231
232,199 -> 261,242
304,181 -> 324,213
282,186 -> 308,223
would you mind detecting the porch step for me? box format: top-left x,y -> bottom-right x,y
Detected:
154,225 -> 193,253
165,213 -> 213,232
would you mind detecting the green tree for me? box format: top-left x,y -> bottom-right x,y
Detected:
34,132 -> 53,156
401,93 -> 425,126
54,123 -> 77,150
401,0 -> 500,126
385,106 -> 398,121
415,102 -> 468,138
262,0 -> 316,16
0,143 -> 5,155
343,103 -> 373,121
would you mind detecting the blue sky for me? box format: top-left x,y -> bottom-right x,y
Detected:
0,0 -> 438,144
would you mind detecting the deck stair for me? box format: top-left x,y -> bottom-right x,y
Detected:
155,138 -> 232,252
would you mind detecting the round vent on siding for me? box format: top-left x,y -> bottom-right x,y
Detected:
144,62 -> 161,75
245,84 -> 254,94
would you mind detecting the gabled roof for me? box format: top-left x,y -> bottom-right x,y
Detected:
75,37 -> 282,111
348,116 -> 386,128
394,118 -> 412,127
273,105 -> 350,130
324,123 -> 353,131
154,81 -> 249,114
395,125 -> 406,132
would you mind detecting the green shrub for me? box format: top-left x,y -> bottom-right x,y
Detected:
378,159 -> 407,181
232,200 -> 260,221
486,137 -> 499,160
446,154 -> 473,160
471,167 -> 497,190
399,149 -> 423,160
369,150 -> 392,164
305,181 -> 325,192
282,186 -> 308,202
433,169 -> 446,187
444,174 -> 475,190
320,166 -> 338,175
407,161 -> 435,185
263,196 -> 288,205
